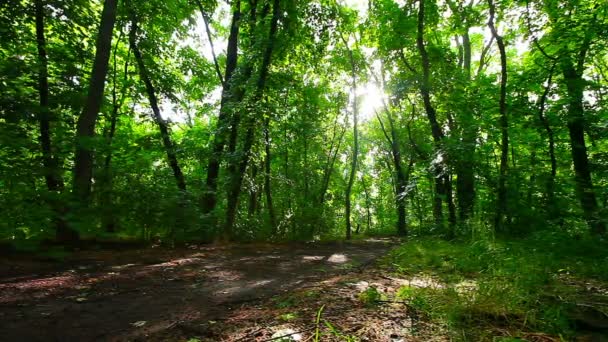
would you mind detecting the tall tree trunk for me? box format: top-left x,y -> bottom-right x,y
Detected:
562,59 -> 606,234
340,32 -> 358,241
488,0 -> 509,231
35,0 -> 69,239
201,0 -> 241,214
416,0 -> 455,235
71,0 -> 117,242
129,19 -> 187,192
263,116 -> 277,230
456,28 -> 476,221
224,0 -> 280,239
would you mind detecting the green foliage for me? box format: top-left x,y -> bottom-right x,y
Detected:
358,286 -> 382,306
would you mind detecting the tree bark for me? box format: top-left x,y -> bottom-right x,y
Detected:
201,0 -> 241,214
71,0 -> 117,242
488,0 -> 509,231
416,0 -> 456,235
561,59 -> 606,234
35,0 -> 70,240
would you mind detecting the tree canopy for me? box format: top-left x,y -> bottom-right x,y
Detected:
1,0 -> 607,243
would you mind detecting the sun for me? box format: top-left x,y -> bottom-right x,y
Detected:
358,81 -> 386,122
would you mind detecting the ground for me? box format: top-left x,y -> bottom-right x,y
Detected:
0,238 -> 421,341
3,238 -> 606,341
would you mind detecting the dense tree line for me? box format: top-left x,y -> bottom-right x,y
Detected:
1,0 -> 606,245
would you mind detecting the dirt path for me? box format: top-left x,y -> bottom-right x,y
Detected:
0,239 -> 396,341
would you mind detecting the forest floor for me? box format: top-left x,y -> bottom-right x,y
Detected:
2,237 -> 608,341
0,238 -> 422,341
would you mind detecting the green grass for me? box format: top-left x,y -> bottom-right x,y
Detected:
386,232 -> 608,340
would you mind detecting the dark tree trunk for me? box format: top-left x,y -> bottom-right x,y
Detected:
201,0 -> 241,214
224,0 -> 280,239
71,0 -> 117,242
36,0 -> 62,193
416,0 -> 455,236
35,0 -> 70,240
129,19 -> 187,192
561,60 -> 606,234
488,0 -> 509,231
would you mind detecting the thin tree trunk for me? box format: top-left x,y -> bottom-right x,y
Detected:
376,110 -> 408,236
129,19 -> 187,192
71,0 -> 117,242
102,36 -> 129,233
195,0 -> 224,86
488,0 -> 509,231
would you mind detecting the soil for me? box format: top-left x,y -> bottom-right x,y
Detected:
0,238 -> 399,341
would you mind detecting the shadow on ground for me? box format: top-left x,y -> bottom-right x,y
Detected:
0,238 -> 396,341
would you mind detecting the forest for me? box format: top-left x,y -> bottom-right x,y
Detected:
1,0 -> 608,340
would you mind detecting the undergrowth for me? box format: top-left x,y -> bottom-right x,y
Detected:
387,232 -> 608,340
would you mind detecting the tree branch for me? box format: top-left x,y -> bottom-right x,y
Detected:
195,0 -> 225,87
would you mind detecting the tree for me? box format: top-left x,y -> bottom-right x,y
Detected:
487,0 -> 509,231
71,0 -> 118,241
416,0 -> 456,236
